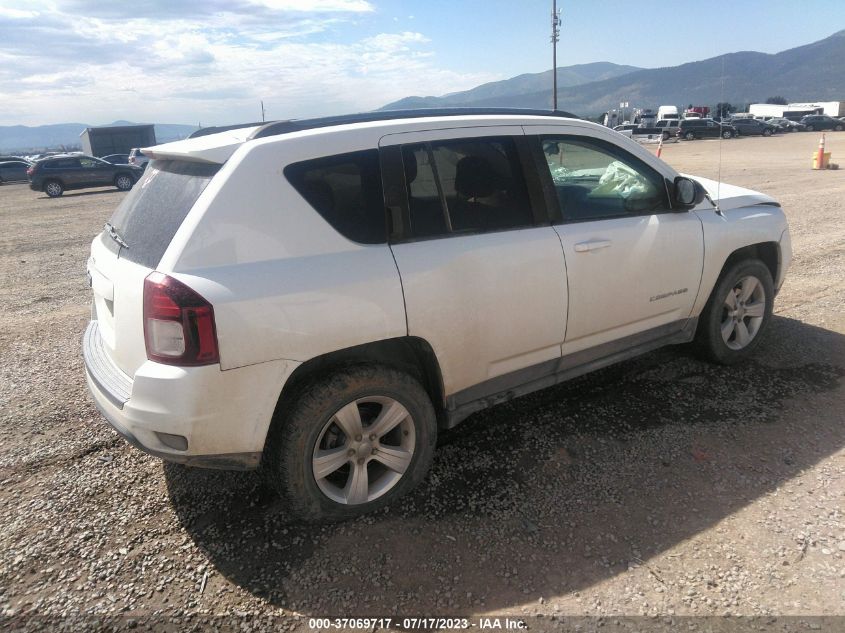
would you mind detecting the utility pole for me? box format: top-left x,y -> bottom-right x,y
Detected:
261,101 -> 266,122
551,1 -> 561,111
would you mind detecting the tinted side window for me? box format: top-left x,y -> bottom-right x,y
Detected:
401,136 -> 533,239
285,150 -> 386,244
47,158 -> 79,169
540,136 -> 666,221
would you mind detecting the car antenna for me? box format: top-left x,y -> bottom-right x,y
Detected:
712,56 -> 726,216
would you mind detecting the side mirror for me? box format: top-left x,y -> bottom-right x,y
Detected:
673,176 -> 706,210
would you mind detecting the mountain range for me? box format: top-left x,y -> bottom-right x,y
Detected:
3,30 -> 843,152
383,62 -> 642,110
382,30 -> 845,115
0,121 -> 199,153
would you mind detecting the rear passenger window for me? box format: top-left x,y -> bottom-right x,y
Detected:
401,137 -> 534,239
48,158 -> 79,168
285,150 -> 386,244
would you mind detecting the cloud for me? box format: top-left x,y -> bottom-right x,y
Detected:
0,0 -> 497,126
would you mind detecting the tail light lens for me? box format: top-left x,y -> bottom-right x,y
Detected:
143,272 -> 219,366
26,166 -> 34,176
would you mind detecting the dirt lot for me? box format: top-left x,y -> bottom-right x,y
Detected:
1,132 -> 844,632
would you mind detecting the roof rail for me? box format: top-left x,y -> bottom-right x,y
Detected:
249,108 -> 580,140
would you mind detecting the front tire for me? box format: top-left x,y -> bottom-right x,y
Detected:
44,180 -> 63,197
806,124 -> 815,132
684,131 -> 695,141
694,259 -> 774,365
264,365 -> 437,522
763,128 -> 772,137
835,124 -> 844,132
721,130 -> 732,139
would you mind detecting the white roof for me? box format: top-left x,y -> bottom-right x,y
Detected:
141,113 -> 597,165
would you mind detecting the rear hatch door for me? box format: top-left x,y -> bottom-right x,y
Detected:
88,160 -> 221,377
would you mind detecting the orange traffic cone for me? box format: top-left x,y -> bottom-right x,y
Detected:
813,133 -> 828,169
656,135 -> 664,159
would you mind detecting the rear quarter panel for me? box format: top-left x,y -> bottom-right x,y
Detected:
160,132 -> 407,371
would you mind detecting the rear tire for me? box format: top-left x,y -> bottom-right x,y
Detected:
684,131 -> 695,141
763,129 -> 772,137
694,259 -> 774,365
835,124 -> 844,132
264,364 -> 437,522
115,174 -> 134,191
806,124 -> 815,132
721,130 -> 732,139
44,180 -> 63,197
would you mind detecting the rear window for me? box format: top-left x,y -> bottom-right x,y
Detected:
106,160 -> 220,268
284,149 -> 386,244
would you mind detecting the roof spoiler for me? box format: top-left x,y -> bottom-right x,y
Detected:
189,122 -> 267,139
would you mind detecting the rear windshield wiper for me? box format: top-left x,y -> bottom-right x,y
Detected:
104,222 -> 129,249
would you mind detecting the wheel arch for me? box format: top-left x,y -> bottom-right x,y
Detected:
42,177 -> 64,189
114,171 -> 136,184
274,336 -> 447,429
719,242 -> 779,288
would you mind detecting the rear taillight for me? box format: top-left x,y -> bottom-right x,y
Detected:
143,272 -> 219,366
26,166 -> 34,176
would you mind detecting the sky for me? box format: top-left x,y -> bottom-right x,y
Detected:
0,0 -> 843,127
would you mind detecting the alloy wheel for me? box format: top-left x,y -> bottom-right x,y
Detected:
720,275 -> 766,350
312,396 -> 416,505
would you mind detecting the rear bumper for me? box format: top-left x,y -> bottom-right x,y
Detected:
83,320 -> 298,470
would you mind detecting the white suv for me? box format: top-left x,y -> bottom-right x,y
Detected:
127,148 -> 150,171
84,109 -> 791,521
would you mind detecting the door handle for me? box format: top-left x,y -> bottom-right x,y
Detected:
574,239 -> 612,252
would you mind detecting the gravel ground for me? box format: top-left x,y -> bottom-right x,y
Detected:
1,132 -> 844,632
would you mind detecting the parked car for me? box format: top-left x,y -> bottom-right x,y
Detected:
800,115 -> 844,132
27,154 -> 142,197
83,108 -> 791,522
677,118 -> 737,140
767,118 -> 806,132
101,154 -> 130,165
128,148 -> 151,170
731,118 -> 777,136
655,119 -> 681,135
0,159 -> 33,184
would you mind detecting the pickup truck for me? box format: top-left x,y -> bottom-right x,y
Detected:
613,125 -> 673,143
